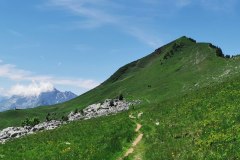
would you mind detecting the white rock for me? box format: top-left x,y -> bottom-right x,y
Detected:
1,99 -> 140,144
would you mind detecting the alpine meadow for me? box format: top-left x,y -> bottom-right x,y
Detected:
1,36 -> 240,159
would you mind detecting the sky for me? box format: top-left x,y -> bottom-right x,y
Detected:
0,0 -> 240,96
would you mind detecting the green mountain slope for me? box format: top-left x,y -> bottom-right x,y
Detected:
2,75 -> 240,159
1,36 -> 240,159
130,75 -> 240,159
1,36 -> 239,129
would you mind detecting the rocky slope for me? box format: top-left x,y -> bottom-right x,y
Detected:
0,99 -> 139,144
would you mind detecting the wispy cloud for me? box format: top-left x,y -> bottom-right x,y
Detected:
46,0 -> 117,27
140,0 -> 192,8
141,0 -> 237,11
127,27 -> 162,48
44,0 -> 163,48
0,64 -> 31,81
176,0 -> 192,7
167,0 -> 238,12
0,61 -> 100,96
43,0 -> 237,48
200,0 -> 238,12
7,29 -> 24,37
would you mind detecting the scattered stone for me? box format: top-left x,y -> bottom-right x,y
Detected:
30,120 -> 62,132
0,127 -> 29,144
68,112 -> 83,121
68,99 -> 133,121
138,112 -> 143,118
129,115 -> 136,119
0,99 -> 140,144
65,142 -> 71,145
0,120 -> 63,144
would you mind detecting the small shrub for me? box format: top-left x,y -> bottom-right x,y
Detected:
21,117 -> 30,127
80,109 -> 85,115
209,43 -> 224,57
33,117 -> 40,125
61,115 -> 69,121
118,94 -> 124,101
46,113 -> 51,121
74,108 -> 79,114
163,52 -> 171,60
109,100 -> 115,107
172,43 -> 184,52
45,112 -> 57,121
209,43 -> 216,49
188,37 -> 196,43
216,48 -> 224,57
21,117 -> 40,127
225,55 -> 231,58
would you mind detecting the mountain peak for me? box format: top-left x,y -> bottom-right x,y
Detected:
104,37 -> 230,85
174,36 -> 197,44
0,88 -> 77,112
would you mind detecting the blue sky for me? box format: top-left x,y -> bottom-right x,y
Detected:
0,0 -> 240,96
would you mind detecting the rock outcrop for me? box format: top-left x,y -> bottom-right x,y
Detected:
68,99 -> 136,121
0,99 -> 139,144
0,120 -> 62,144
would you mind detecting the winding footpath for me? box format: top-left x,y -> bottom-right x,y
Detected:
120,122 -> 143,159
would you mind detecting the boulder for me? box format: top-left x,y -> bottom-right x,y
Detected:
0,127 -> 29,143
68,112 -> 83,121
1,99 -> 140,144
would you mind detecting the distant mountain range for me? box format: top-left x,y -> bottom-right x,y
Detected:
0,88 -> 77,112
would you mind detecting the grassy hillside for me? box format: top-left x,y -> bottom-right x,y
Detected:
0,111 -> 136,159
1,36 -> 240,159
1,36 -> 240,129
130,75 -> 240,159
1,70 -> 240,159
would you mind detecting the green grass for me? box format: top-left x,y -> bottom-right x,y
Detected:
1,36 -> 240,159
1,36 -> 240,129
0,111 -> 136,160
130,75 -> 240,159
2,76 -> 240,159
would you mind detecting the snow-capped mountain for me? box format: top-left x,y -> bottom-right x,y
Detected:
0,88 -> 77,112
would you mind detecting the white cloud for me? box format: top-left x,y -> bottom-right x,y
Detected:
0,64 -> 30,81
44,0 -> 163,48
0,62 -> 100,96
127,27 -> 162,48
169,0 -> 237,12
141,0 -> 237,11
200,0 -> 237,12
8,81 -> 54,97
47,0 -> 116,27
43,0 -> 238,49
7,29 -> 24,37
53,78 -> 99,89
176,0 -> 192,7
